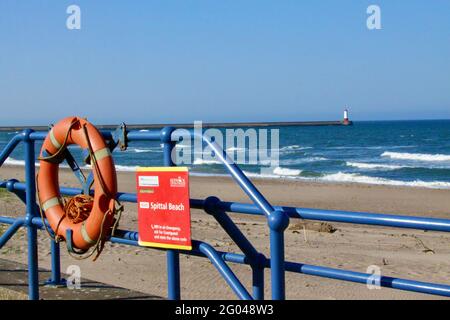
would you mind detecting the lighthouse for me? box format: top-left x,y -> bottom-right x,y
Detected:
342,109 -> 352,126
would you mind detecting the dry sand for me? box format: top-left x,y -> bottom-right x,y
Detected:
1,165 -> 450,299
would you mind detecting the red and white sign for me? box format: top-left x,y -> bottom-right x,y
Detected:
136,167 -> 192,250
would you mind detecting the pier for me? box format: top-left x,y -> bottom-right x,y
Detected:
0,110 -> 353,131
0,119 -> 352,132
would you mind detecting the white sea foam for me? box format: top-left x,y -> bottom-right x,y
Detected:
280,145 -> 312,152
126,147 -> 162,153
346,162 -> 403,170
318,172 -> 450,189
242,169 -> 450,189
332,145 -> 416,150
281,157 -> 328,165
133,148 -> 151,153
4,157 -> 29,166
129,148 -> 151,153
4,157 -> 140,173
382,152 -> 450,162
243,170 -> 281,179
272,167 -> 302,176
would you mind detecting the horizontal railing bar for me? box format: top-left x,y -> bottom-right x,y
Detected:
215,201 -> 450,233
283,261 -> 450,297
28,129 -> 163,142
2,181 -> 450,233
0,216 -> 23,225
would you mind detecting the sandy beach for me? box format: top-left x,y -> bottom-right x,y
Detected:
1,165 -> 450,299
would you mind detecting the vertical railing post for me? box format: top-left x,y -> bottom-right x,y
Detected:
160,126 -> 181,300
268,210 -> 289,300
23,129 -> 39,300
50,240 -> 61,283
252,265 -> 265,300
45,239 -> 66,286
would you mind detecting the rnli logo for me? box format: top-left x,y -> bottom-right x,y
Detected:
170,176 -> 186,188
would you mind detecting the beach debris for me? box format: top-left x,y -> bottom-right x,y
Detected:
212,239 -> 234,247
412,235 -> 435,254
292,225 -> 309,242
289,221 -> 337,234
382,258 -> 389,266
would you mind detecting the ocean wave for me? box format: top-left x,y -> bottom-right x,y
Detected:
5,155 -> 449,189
346,162 -> 403,170
241,167 -> 302,179
243,171 -> 282,179
128,148 -> 152,153
4,157 -> 140,173
381,152 -> 450,162
241,168 -> 450,189
331,145 -> 416,150
272,167 -> 302,176
126,147 -> 162,153
318,172 -> 450,189
280,145 -> 312,152
281,157 -> 328,165
4,157 -> 29,166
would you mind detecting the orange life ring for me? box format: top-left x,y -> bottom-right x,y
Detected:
37,117 -> 117,251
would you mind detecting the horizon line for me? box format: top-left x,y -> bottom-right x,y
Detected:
0,118 -> 449,132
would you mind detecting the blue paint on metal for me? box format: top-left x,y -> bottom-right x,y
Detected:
109,123 -> 128,151
161,126 -> 181,300
195,241 -> 253,300
267,210 -> 289,300
23,129 -> 39,300
252,266 -> 265,300
204,196 -> 265,299
211,201 -> 450,233
2,127 -> 450,300
65,228 -> 86,255
0,134 -> 22,167
45,240 -> 66,287
0,219 -> 24,248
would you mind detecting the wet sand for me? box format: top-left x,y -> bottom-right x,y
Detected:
1,165 -> 450,299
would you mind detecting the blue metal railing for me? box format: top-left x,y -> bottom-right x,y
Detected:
1,127 -> 450,300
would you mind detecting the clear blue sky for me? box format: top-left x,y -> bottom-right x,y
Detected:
0,1 -> 449,125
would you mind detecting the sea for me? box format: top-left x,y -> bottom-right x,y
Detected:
1,120 -> 450,189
